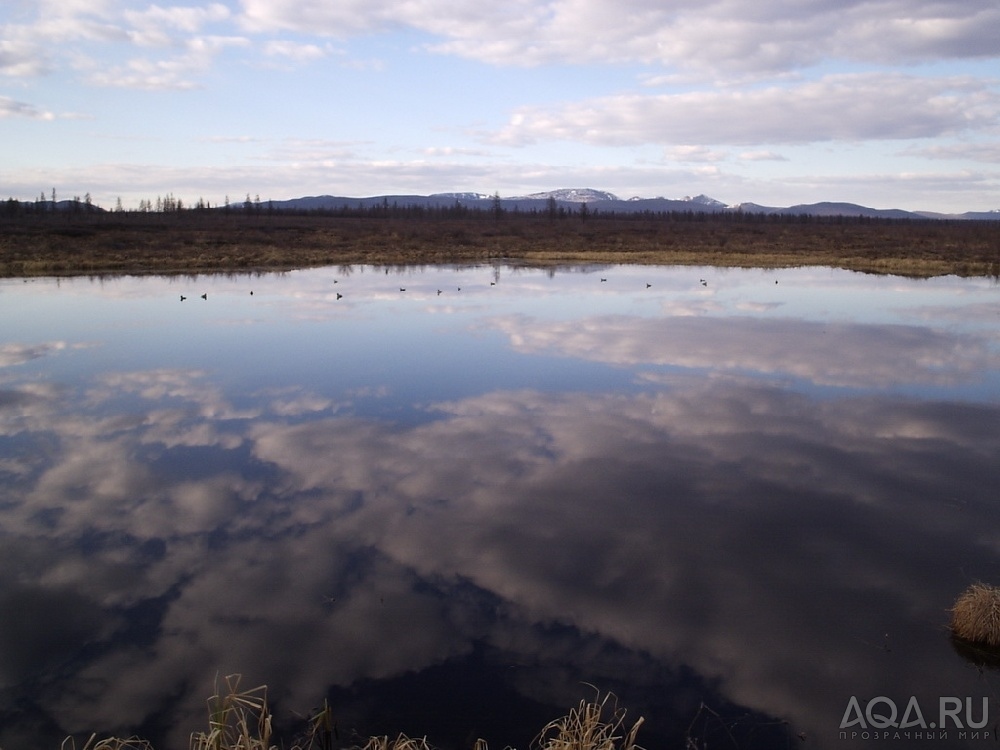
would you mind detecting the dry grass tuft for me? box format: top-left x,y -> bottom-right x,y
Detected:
63,736 -> 156,750
533,691 -> 644,750
361,733 -> 436,750
189,674 -> 273,750
66,680 -> 642,750
951,582 -> 1000,647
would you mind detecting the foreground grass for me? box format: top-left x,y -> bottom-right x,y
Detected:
64,676 -> 645,750
3,212 -> 999,278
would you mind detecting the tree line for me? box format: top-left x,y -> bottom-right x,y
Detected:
0,190 -> 968,228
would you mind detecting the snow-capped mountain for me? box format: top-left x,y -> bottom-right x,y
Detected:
683,194 -> 728,209
430,192 -> 493,200
255,190 -> 998,220
512,188 -> 620,203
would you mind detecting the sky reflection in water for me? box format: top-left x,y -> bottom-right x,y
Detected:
1,265 -> 999,750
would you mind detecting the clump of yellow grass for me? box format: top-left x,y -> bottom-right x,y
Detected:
362,734 -> 436,750
532,691 -> 644,750
66,676 -> 642,750
63,736 -> 154,750
951,582 -> 1000,647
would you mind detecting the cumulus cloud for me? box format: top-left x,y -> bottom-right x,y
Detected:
262,39 -> 332,63
494,74 -> 1000,147
664,145 -> 728,163
4,0 -> 1000,105
93,368 -> 259,421
0,95 -> 55,120
84,34 -> 249,89
2,309 -> 999,746
2,1 -> 244,89
124,3 -> 231,46
257,385 -> 337,415
904,142 -> 1000,163
30,379 -> 993,743
488,313 -> 1000,388
737,149 -> 788,161
233,0 -> 1000,73
0,341 -> 66,366
0,38 -> 50,76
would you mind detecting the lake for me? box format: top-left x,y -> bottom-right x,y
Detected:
1,264 -> 999,750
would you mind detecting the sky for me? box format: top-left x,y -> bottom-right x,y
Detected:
2,0 -> 999,212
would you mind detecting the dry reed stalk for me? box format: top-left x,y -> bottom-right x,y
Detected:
63,735 -> 156,750
951,582 -> 1000,647
361,733 -> 435,750
301,698 -> 338,750
533,692 -> 644,750
189,674 -> 273,750
65,683 -> 646,750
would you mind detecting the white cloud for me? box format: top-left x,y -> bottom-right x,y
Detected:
421,145 -> 491,157
737,150 -> 788,162
129,3 -> 231,33
0,38 -> 50,76
262,40 -> 331,63
664,145 -> 728,163
0,95 -> 55,119
489,313 -> 999,389
122,3 -> 231,47
1,2 -> 242,89
238,0 -> 393,35
233,0 -> 1000,74
0,341 -> 66,365
84,34 -> 250,89
494,73 -> 1000,147
903,142 -> 1000,163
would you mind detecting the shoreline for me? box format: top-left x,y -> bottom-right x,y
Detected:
2,213 -> 998,279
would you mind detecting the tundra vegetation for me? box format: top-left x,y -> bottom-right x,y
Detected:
2,201 -> 998,278
951,582 -> 1000,648
65,676 -> 645,750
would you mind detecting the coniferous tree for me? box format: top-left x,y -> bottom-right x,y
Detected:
492,191 -> 503,222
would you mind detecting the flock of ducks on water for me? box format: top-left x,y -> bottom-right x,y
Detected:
179,275 -> 779,301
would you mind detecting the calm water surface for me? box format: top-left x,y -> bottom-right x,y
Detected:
1,264 -> 999,749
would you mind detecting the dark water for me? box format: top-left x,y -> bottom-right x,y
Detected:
1,264 -> 998,750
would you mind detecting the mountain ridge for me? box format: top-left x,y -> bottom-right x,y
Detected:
267,190 -> 999,221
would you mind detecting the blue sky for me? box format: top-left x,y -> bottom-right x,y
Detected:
2,0 -> 999,211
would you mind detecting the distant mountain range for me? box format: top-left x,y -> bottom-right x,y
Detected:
267,189 -> 1000,221
16,190 -> 1000,220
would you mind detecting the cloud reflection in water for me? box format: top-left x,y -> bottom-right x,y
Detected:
0,266 -> 998,750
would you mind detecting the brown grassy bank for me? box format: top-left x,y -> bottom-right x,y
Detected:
3,212 -> 999,278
